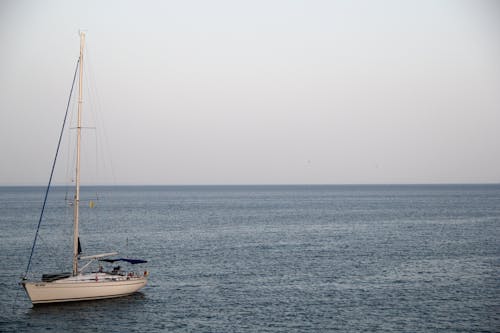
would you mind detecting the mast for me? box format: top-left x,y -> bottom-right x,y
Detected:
73,31 -> 85,276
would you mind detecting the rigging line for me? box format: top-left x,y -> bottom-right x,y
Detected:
84,44 -> 107,186
64,90 -> 76,188
23,58 -> 80,279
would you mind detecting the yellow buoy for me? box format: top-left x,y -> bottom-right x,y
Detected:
89,200 -> 95,208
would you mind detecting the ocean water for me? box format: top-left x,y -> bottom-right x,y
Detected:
0,184 -> 498,332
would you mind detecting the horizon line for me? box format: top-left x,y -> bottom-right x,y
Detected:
1,182 -> 499,188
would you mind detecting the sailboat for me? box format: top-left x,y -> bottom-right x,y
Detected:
21,32 -> 148,305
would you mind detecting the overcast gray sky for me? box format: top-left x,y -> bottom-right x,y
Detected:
1,0 -> 499,185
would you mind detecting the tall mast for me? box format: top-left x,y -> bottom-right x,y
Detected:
73,31 -> 85,276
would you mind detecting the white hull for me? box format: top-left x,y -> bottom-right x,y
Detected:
22,273 -> 147,304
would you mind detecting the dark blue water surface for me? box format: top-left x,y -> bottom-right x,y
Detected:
0,185 -> 499,332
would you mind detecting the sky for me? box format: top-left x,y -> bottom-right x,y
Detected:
1,0 -> 499,185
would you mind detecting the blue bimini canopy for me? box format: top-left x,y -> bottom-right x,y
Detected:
100,258 -> 148,264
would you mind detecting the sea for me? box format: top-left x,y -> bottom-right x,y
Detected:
0,184 -> 498,332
